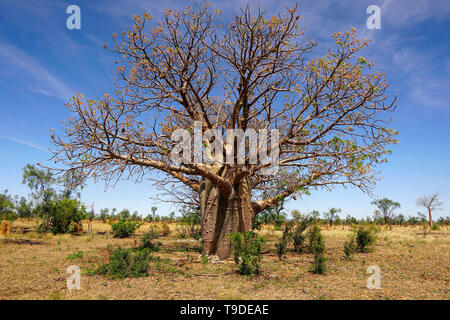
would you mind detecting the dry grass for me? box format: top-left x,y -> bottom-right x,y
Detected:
0,220 -> 448,300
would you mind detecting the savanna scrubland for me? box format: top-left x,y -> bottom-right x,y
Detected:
1,219 -> 448,300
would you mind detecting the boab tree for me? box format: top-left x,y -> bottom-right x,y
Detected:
49,3 -> 398,258
416,193 -> 443,229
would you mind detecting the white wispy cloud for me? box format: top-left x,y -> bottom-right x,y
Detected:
0,43 -> 74,100
0,136 -> 49,153
381,0 -> 450,26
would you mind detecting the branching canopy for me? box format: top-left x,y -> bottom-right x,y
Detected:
49,3 -> 398,214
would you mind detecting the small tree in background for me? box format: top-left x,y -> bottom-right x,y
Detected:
15,196 -> 33,219
371,198 -> 400,230
22,164 -> 86,233
151,206 -> 158,220
99,208 -> 109,222
179,204 -> 201,240
131,210 -> 142,221
291,210 -> 317,252
118,209 -> 131,219
0,190 -> 17,221
416,193 -> 443,230
22,164 -> 56,228
323,208 -> 341,227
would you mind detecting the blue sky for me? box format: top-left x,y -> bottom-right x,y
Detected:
0,0 -> 449,219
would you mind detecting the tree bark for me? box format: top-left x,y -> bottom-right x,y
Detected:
428,209 -> 433,230
200,166 -> 254,259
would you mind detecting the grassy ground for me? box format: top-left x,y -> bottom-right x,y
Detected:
0,220 -> 448,300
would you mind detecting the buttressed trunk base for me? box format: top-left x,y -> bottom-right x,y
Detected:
200,169 -> 253,259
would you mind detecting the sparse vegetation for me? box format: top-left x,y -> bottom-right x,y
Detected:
275,211 -> 318,259
343,237 -> 356,259
275,222 -> 292,260
344,225 -> 380,257
96,246 -> 150,279
66,251 -> 84,260
355,225 -> 379,252
140,227 -> 162,252
37,198 -> 87,234
308,224 -> 322,254
0,0 -> 448,303
228,231 -> 266,275
0,218 -> 448,299
292,211 -> 317,253
111,218 -> 141,238
177,205 -> 201,240
310,227 -> 327,275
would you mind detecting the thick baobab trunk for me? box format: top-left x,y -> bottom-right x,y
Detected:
200,166 -> 254,259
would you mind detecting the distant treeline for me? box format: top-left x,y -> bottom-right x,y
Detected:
0,165 -> 448,232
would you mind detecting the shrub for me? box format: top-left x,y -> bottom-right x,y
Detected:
111,218 -> 141,238
0,190 -> 17,221
292,231 -> 307,253
228,231 -> 266,275
311,230 -> 327,274
355,225 -> 379,252
273,211 -> 317,258
251,216 -> 263,230
275,222 -> 293,260
129,251 -> 151,277
307,224 -> 321,254
432,224 -> 440,231
97,247 -> 130,278
140,227 -> 161,251
96,246 -> 150,279
275,240 -> 287,260
291,212 -> 316,252
343,236 -> 356,259
37,198 -> 87,234
343,225 -> 379,257
312,254 -> 327,275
